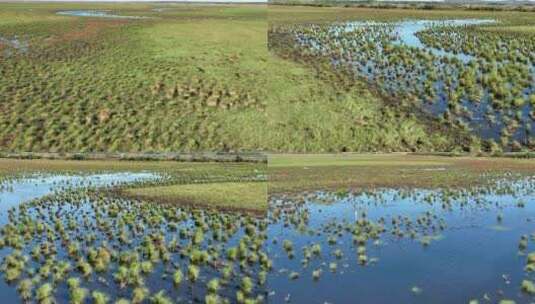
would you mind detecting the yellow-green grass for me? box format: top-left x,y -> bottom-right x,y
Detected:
122,181 -> 267,213
480,25 -> 535,34
268,153 -> 535,194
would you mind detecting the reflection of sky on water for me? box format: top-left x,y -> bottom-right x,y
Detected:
0,172 -> 158,224
267,179 -> 535,303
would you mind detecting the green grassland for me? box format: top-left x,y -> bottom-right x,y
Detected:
0,157 -> 267,212
0,3 -> 268,152
268,153 -> 535,193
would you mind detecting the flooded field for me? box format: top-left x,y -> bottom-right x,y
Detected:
0,163 -> 269,303
0,155 -> 534,303
267,180 -> 535,303
270,11 -> 535,151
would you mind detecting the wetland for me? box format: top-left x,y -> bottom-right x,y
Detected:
0,155 -> 534,303
269,6 -> 535,152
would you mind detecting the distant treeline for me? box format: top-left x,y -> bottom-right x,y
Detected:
0,152 -> 267,163
269,1 -> 535,12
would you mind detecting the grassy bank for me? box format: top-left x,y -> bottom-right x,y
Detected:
268,153 -> 535,194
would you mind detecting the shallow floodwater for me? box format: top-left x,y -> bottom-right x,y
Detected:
267,179 -> 535,303
57,10 -> 148,19
0,172 -> 160,302
0,172 -> 157,223
0,172 -> 267,303
344,19 -> 494,63
289,18 -> 535,147
0,173 -> 533,302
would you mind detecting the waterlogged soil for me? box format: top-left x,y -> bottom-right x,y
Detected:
0,173 -> 534,303
0,36 -> 29,57
282,19 -> 535,149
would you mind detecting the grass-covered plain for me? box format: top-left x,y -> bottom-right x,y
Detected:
268,153 -> 535,193
269,5 -> 535,152
122,182 -> 267,213
0,3 -> 270,152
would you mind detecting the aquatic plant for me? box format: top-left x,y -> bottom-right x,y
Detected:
92,290 -> 110,304
241,276 -> 254,295
188,264 -> 200,282
521,279 -> 535,295
17,278 -> 33,301
132,287 -> 149,304
207,278 -> 220,293
150,290 -> 173,304
173,269 -> 183,286
329,262 -> 337,273
312,269 -> 321,281
36,283 -> 54,304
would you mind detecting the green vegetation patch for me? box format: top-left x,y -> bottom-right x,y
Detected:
122,181 -> 267,213
0,3 -> 268,152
